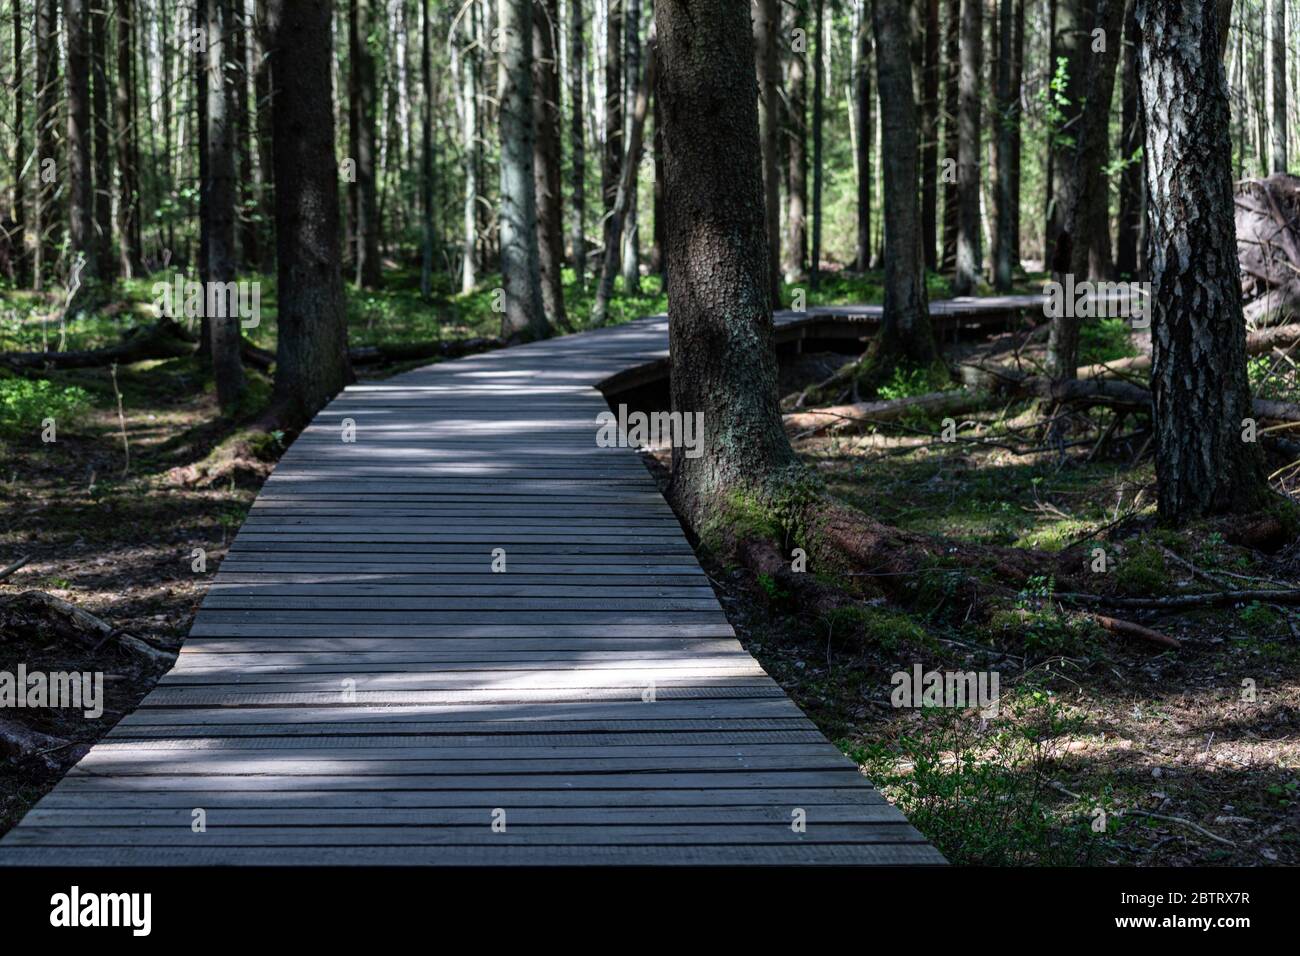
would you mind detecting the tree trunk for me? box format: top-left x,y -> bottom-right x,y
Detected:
266,0 -> 353,427
1268,0 -> 1287,173
1046,0 -> 1125,381
534,0 -> 569,327
570,0 -> 587,286
9,0 -> 27,286
66,0 -> 97,291
754,0 -> 782,303
207,0 -> 245,412
953,0 -> 982,294
1116,0 -> 1142,277
420,0 -> 433,297
234,3 -> 258,270
1137,0 -> 1271,521
602,0 -> 622,251
498,0 -> 550,341
992,0 -> 1021,290
459,5 -> 477,292
650,52 -> 666,277
784,0 -> 808,283
654,0 -> 799,530
115,0 -> 141,277
874,0 -> 939,365
89,1 -> 114,280
591,29 -> 654,326
811,0 -> 824,288
349,0 -> 381,288
940,0 -> 958,270
621,0 -> 643,294
920,0 -> 940,271
1046,0 -> 1085,260
35,0 -> 60,289
853,3 -> 872,272
253,0 -> 275,273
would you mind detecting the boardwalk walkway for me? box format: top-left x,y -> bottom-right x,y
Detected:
0,297 -> 1038,865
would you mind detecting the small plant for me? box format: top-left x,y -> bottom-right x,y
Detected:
0,378 -> 93,436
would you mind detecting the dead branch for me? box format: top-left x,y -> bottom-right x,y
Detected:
1058,587 -> 1300,611
0,590 -> 172,668
1091,614 -> 1181,650
0,317 -> 195,370
0,555 -> 31,583
0,718 -> 86,774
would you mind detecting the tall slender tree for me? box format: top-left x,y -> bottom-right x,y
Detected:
1046,0 -> 1085,258
265,0 -> 353,426
784,0 -> 808,283
349,0 -> 381,287
569,0 -> 588,286
459,5 -> 478,292
9,0 -> 28,285
940,0 -> 958,268
754,0 -> 781,303
498,0 -> 550,340
920,0 -> 940,270
1116,0 -> 1142,277
1268,0 -> 1287,173
534,0 -> 570,326
992,0 -> 1022,289
207,0 -> 245,411
66,0 -> 97,296
420,0 -> 434,297
810,0 -> 824,288
853,1 -> 872,271
620,0 -> 642,293
1137,0 -> 1270,521
953,0 -> 982,294
89,2 -> 113,279
35,0 -> 60,288
115,0 -> 142,276
602,0 -> 622,251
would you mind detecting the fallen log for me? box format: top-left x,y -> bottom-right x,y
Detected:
1058,587 -> 1300,611
0,317 -> 195,370
0,717 -> 86,774
0,590 -> 172,668
1092,613 -> 1181,650
783,388 -> 992,434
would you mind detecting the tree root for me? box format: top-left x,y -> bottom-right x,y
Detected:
0,717 -> 88,775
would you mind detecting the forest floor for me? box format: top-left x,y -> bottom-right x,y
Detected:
2,270 -> 1295,865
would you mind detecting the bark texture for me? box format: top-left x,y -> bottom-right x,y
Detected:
1137,0 -> 1271,521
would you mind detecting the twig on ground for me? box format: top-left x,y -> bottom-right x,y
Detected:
0,555 -> 31,583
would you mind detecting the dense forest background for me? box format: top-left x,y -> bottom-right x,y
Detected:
1,0 -> 1295,327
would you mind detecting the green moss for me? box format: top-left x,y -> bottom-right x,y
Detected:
822,604 -> 931,651
1112,543 -> 1170,596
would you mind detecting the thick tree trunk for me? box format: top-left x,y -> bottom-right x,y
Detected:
920,0 -> 940,271
853,4 -> 872,272
1137,0 -> 1271,521
953,0 -> 982,294
621,0 -> 643,294
349,0 -> 381,288
9,0 -> 27,286
266,0 -> 353,427
650,57 -> 666,277
992,0 -> 1022,290
207,0 -> 245,412
498,0 -> 550,341
65,0 -> 97,291
570,0 -> 587,287
1268,0 -> 1287,173
1116,0 -> 1143,277
654,0 -> 799,530
534,0 -> 569,328
783,0 -> 808,283
874,0 -> 938,365
754,0 -> 782,303
115,0 -> 142,277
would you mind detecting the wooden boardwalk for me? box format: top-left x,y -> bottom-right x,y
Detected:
0,298 -> 1038,865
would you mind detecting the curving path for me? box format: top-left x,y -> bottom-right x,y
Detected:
0,297 -> 1039,865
